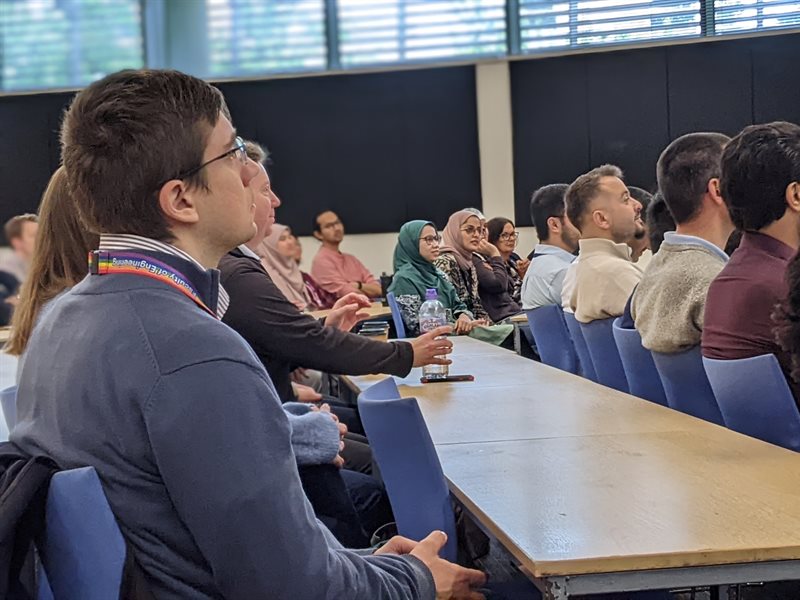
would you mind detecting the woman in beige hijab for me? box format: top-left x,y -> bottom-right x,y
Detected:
256,224 -> 314,310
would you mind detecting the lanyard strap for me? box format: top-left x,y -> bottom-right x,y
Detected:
89,251 -> 218,319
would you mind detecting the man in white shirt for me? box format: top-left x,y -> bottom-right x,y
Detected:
521,184 -> 579,310
565,165 -> 644,323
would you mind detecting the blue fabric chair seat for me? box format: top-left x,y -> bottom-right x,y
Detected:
704,354 -> 800,450
652,347 -> 723,425
579,318 -> 629,393
525,305 -> 578,374
358,377 -> 457,561
612,319 -> 668,406
564,312 -> 597,382
386,291 -> 407,339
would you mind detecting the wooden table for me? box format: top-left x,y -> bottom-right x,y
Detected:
308,302 -> 391,321
342,336 -> 800,598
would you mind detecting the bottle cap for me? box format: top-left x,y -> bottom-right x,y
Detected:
425,288 -> 438,301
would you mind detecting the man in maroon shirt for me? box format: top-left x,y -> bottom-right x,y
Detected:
702,121 -> 800,399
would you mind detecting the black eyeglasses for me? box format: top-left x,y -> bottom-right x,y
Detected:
174,136 -> 247,181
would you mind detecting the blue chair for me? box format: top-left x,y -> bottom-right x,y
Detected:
652,347 -> 723,425
37,467 -> 127,600
525,306 -> 579,374
386,292 -> 407,339
1,385 -> 17,431
579,319 -> 629,393
564,312 -> 597,382
704,354 -> 800,450
357,377 -> 457,561
612,319 -> 668,406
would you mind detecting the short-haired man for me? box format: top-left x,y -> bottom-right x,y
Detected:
311,210 -> 381,298
11,69 -> 484,599
520,183 -> 579,310
1,213 -> 38,283
627,186 -> 653,265
631,133 -> 734,353
566,164 -> 644,323
703,121 -> 800,400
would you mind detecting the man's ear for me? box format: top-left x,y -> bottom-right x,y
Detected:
158,179 -> 200,226
786,181 -> 800,214
592,208 -> 611,231
312,229 -> 323,241
547,216 -> 562,235
707,177 -> 725,206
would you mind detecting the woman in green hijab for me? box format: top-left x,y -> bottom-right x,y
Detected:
388,220 -> 481,336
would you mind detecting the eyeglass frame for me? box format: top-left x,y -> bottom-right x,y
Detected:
460,225 -> 483,237
420,234 -> 442,246
498,231 -> 520,242
171,136 -> 248,183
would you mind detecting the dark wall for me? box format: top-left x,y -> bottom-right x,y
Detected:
0,91 -> 74,242
219,66 -> 481,236
0,65 -> 481,242
511,33 -> 800,226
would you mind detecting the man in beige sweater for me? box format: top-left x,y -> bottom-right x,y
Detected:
632,133 -> 734,353
566,164 -> 644,323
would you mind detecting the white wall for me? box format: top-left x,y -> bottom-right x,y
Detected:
295,61 -> 540,277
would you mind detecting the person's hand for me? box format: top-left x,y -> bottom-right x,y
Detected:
410,325 -> 453,368
324,302 -> 372,332
374,535 -> 419,556
292,383 -> 322,402
333,292 -> 371,311
453,314 -> 474,335
409,531 -> 487,599
476,239 -> 501,258
515,258 -> 530,278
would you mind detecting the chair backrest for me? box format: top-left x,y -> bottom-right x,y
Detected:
1,385 -> 17,439
563,312 -> 597,382
357,378 -> 457,561
525,306 -> 579,374
37,467 -> 127,600
652,347 -> 723,425
704,354 -> 800,450
612,319 -> 668,406
579,319 -> 629,393
385,292 -> 407,339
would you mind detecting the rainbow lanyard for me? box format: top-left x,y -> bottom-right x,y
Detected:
89,251 -> 217,319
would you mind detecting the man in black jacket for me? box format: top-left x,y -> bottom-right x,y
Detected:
219,147 -> 452,406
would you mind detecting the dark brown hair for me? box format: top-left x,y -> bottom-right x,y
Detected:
61,69 -> 226,242
565,164 -> 623,232
6,167 -> 99,356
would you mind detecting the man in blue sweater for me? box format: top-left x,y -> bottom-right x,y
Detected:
11,69 -> 485,599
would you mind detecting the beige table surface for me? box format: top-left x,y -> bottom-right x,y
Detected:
438,431 -> 800,577
343,335 -> 800,592
309,302 -> 391,321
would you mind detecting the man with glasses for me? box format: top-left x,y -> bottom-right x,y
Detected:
521,183 -> 580,310
311,210 -> 382,298
11,69 -> 485,599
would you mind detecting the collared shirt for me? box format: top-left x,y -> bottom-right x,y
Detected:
521,244 -> 575,310
702,232 -> 797,395
310,245 -> 378,298
571,237 -> 643,323
98,234 -> 230,318
662,231 -> 729,261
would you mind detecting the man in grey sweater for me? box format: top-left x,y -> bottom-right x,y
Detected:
11,69 -> 485,599
631,133 -> 735,353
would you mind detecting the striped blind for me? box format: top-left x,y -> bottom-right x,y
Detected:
207,0 -> 327,77
337,0 -> 507,67
0,0 -> 143,92
714,0 -> 800,34
518,0 -> 701,53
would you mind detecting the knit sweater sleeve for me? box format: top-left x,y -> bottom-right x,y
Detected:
285,410 -> 341,466
145,358 -> 434,599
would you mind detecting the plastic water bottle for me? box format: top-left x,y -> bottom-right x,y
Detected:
419,288 -> 449,379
